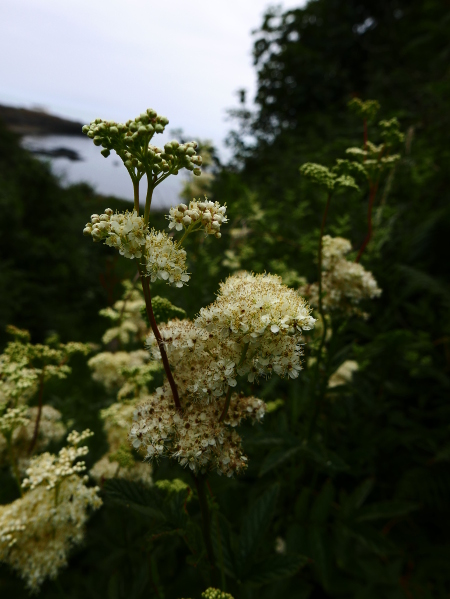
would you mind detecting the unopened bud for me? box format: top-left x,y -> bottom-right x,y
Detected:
83,227 -> 92,236
154,124 -> 164,133
101,149 -> 110,158
82,125 -> 89,134
146,124 -> 154,133
186,147 -> 195,157
93,136 -> 103,146
104,208 -> 113,215
159,116 -> 169,126
147,108 -> 157,118
110,126 -> 119,134
193,168 -> 202,176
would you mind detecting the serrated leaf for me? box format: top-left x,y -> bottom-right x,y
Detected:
103,479 -> 165,520
355,501 -> 418,522
238,484 -> 280,574
212,513 -> 238,579
244,553 -> 308,586
259,446 -> 302,476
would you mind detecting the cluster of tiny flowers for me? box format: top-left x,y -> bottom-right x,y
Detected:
22,429 -> 94,491
83,209 -> 147,259
0,406 -> 29,439
129,385 -> 265,476
299,236 -> 382,317
0,432 -> 101,592
88,350 -> 149,393
99,283 -> 147,345
0,332 -> 90,406
145,229 -> 190,287
167,198 -> 228,238
0,477 -> 101,592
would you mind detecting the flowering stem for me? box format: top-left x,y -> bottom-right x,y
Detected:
355,181 -> 379,263
138,266 -> 181,411
144,184 -> 154,226
193,474 -> 219,586
133,179 -> 140,213
218,386 -> 232,423
28,369 -> 45,455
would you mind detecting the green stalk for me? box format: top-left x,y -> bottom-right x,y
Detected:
133,179 -> 140,213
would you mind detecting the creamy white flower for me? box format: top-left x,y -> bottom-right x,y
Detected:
145,229 -> 190,287
167,198 -> 228,238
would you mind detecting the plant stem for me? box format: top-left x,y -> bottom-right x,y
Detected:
355,181 -> 379,263
193,474 -> 219,586
138,266 -> 181,410
133,179 -> 140,213
218,386 -> 232,423
28,370 -> 45,455
144,182 -> 154,225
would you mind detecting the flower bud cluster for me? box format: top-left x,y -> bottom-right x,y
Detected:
82,109 -> 202,178
167,198 -> 228,238
299,235 -> 382,317
88,350 -> 149,393
129,385 -> 265,476
83,209 -> 147,259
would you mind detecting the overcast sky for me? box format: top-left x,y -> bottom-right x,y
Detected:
1,0 -> 306,154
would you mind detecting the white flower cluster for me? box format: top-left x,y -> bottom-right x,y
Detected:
328,360 -> 359,388
167,198 -> 228,238
0,476 -> 101,592
146,273 -> 314,402
0,406 -> 29,439
129,385 -> 265,476
0,431 -> 101,592
83,209 -> 147,259
299,235 -> 382,317
145,229 -> 190,287
83,212 -> 190,287
22,429 -> 94,491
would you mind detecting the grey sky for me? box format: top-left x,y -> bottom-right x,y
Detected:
1,0 -> 305,154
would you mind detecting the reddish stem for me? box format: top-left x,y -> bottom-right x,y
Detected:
355,181 -> 379,263
139,271 -> 181,410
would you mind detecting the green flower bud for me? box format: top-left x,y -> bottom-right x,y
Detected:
110,126 -> 119,134
82,125 -> 90,134
162,163 -> 170,172
146,124 -> 154,134
170,140 -> 179,149
138,126 -> 147,134
94,118 -> 102,124
164,143 -> 173,153
124,160 -> 133,168
155,124 -> 164,133
129,122 -> 138,132
147,108 -> 157,118
87,131 -> 95,138
186,147 -> 195,156
193,168 -> 201,176
159,116 -> 169,126
185,162 -> 194,171
93,136 -> 103,146
177,144 -> 187,154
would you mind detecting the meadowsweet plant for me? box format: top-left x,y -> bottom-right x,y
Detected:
81,107 -> 318,585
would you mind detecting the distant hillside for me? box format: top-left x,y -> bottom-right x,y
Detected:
0,104 -> 83,136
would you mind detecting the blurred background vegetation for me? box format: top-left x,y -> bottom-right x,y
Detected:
0,0 -> 449,597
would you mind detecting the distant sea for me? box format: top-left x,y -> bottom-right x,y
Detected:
22,134 -> 188,211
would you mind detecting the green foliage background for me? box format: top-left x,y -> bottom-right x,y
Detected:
0,0 -> 449,597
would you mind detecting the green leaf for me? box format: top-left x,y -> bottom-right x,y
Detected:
308,528 -> 331,589
355,501 -> 418,522
238,484 -> 280,573
301,442 -> 350,472
346,524 -> 396,557
212,513 -> 238,580
259,446 -> 302,476
244,553 -> 308,586
103,479 -> 165,520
